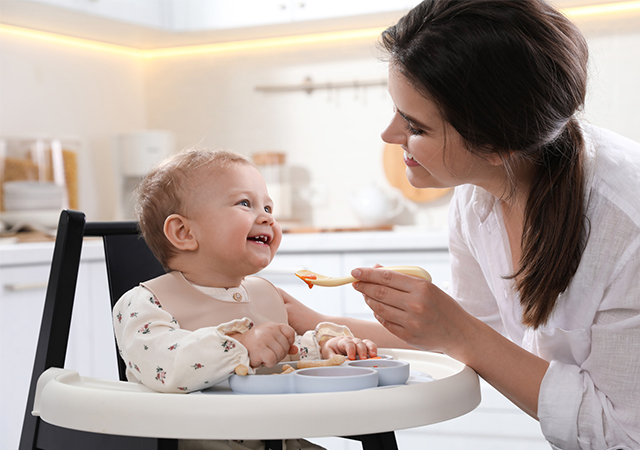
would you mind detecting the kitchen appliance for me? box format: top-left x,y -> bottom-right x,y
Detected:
253,151 -> 293,221
113,130 -> 175,219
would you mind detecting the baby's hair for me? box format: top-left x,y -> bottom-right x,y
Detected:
134,148 -> 254,269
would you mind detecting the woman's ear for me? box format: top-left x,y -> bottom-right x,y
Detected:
164,214 -> 198,251
485,150 -> 517,167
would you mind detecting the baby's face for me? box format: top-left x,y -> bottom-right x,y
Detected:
187,163 -> 282,279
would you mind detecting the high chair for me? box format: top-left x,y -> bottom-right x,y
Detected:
20,210 -> 423,450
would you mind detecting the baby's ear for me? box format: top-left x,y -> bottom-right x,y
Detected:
164,214 -> 198,251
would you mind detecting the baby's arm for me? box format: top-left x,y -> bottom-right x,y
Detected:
113,287 -> 253,393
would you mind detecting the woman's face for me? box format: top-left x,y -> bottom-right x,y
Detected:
381,66 -> 502,192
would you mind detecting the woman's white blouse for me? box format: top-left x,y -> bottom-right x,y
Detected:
448,125 -> 640,450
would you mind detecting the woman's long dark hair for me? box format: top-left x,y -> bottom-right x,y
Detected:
381,0 -> 590,328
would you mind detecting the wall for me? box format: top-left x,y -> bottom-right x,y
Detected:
581,25 -> 640,139
144,39 -> 404,229
0,31 -> 147,221
1,13 -> 639,225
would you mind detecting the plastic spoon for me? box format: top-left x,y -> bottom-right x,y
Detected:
295,265 -> 432,289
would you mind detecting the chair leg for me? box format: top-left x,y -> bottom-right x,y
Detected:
344,431 -> 398,450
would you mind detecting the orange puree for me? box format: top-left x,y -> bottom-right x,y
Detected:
295,272 -> 317,289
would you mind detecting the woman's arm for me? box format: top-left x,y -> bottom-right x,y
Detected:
279,271 -> 548,417
350,267 -> 549,418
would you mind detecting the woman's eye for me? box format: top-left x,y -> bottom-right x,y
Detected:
405,122 -> 424,136
264,205 -> 272,213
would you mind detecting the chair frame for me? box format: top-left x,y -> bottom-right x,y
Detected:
19,210 -> 397,450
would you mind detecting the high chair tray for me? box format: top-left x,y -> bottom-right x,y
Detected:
32,349 -> 480,440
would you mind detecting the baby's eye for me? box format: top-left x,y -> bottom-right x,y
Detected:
238,199 -> 250,207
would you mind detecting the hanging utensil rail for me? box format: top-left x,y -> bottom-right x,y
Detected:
255,77 -> 387,94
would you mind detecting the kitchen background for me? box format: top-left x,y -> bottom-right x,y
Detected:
1,1 -> 639,450
1,0 -> 639,231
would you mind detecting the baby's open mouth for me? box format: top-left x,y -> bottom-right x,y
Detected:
248,235 -> 271,244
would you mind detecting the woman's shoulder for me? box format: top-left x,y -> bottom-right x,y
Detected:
584,124 -> 640,179
583,124 -> 640,225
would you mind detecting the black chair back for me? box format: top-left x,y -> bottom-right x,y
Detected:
19,210 -> 174,450
84,220 -> 165,381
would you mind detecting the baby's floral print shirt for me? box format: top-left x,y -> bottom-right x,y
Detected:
112,285 -> 350,393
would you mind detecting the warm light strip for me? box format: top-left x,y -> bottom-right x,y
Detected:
145,27 -> 385,58
0,24 -> 140,57
0,23 -> 384,58
563,0 -> 640,17
1,0 -> 639,59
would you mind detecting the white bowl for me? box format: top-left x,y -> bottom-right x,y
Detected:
294,366 -> 378,393
347,359 -> 410,386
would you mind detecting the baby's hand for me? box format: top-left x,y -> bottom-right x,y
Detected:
320,336 -> 377,361
233,323 -> 298,368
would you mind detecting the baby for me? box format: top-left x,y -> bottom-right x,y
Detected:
112,148 -> 376,395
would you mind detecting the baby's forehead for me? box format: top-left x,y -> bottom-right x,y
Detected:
183,161 -> 247,197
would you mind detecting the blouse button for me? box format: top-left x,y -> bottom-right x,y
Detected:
233,293 -> 243,302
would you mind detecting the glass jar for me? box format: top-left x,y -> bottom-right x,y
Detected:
0,137 -> 79,214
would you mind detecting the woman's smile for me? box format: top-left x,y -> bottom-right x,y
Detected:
403,149 -> 421,167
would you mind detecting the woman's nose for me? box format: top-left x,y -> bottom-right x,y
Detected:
381,113 -> 405,145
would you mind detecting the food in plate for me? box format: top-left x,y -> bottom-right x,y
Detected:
297,354 -> 346,369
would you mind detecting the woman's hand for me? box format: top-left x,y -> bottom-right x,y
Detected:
278,288 -> 328,334
320,336 -> 378,361
350,266 -> 471,358
232,322 -> 298,368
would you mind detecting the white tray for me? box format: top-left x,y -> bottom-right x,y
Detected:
32,348 -> 480,440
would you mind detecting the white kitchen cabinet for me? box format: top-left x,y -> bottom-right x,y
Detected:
16,0 -> 419,33
0,240 -> 117,450
23,0 -> 166,29
178,0 -> 422,31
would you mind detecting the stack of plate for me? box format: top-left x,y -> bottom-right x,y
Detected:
3,181 -> 64,211
1,181 -> 64,229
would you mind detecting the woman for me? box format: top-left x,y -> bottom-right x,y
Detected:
282,1 -> 640,448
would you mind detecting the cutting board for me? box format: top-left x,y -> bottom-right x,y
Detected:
382,143 -> 451,203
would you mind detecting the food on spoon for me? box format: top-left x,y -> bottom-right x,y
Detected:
297,354 -> 346,369
295,265 -> 432,288
295,270 -> 317,289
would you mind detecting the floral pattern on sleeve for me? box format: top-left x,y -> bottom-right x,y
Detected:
292,322 -> 354,361
112,286 -> 254,393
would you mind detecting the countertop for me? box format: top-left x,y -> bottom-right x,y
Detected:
0,229 -> 449,267
0,238 -> 104,267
